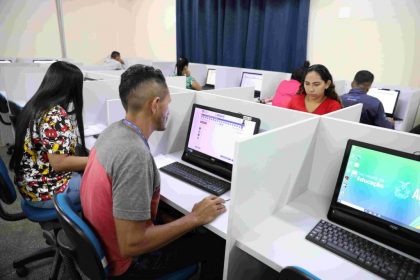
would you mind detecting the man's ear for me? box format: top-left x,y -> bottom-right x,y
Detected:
151,96 -> 160,114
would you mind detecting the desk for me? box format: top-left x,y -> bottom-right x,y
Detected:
234,190 -> 419,279
154,151 -> 231,239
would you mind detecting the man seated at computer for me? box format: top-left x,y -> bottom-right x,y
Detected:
80,65 -> 226,278
341,70 -> 394,129
104,51 -> 126,70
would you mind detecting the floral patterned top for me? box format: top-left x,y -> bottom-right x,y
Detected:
15,105 -> 77,202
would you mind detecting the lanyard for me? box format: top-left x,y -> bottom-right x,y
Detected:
122,119 -> 150,150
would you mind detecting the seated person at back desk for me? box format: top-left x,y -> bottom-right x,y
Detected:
261,60 -> 310,107
104,51 -> 126,70
341,70 -> 394,129
80,65 -> 225,278
286,64 -> 342,115
175,57 -> 202,91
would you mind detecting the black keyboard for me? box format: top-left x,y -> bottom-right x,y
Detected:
159,162 -> 230,196
306,220 -> 420,280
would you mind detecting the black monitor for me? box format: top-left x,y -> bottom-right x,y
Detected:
328,139 -> 420,258
205,69 -> 216,86
182,104 -> 261,180
240,72 -> 262,98
367,88 -> 400,117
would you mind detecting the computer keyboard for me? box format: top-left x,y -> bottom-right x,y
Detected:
159,162 -> 230,196
306,220 -> 420,280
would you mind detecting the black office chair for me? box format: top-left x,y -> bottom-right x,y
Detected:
6,100 -> 22,155
278,266 -> 320,280
53,193 -> 198,280
0,157 -> 80,278
0,93 -> 12,125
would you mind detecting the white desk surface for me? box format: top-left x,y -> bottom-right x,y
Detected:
154,151 -> 231,239
235,190 -> 419,279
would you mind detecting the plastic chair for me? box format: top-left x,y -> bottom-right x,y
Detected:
278,266 -> 320,280
0,157 -> 80,278
53,193 -> 198,280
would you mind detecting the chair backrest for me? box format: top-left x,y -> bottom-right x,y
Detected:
53,193 -> 109,280
0,93 -> 9,114
0,157 -> 17,204
8,101 -> 22,127
278,266 -> 320,280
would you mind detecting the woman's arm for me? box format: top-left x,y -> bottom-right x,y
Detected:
48,154 -> 88,172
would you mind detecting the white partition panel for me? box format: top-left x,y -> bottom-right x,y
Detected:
224,118 -> 319,279
398,88 -> 420,131
106,99 -> 125,126
195,92 -> 314,131
204,87 -> 254,102
84,70 -> 122,80
260,71 -> 291,99
165,76 -> 186,88
125,58 -> 153,67
325,103 -> 362,122
152,61 -> 176,77
1,65 -> 47,103
148,92 -> 195,156
335,80 -> 351,96
83,80 -> 120,128
216,67 -> 243,89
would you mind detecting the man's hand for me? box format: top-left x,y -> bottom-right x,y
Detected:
190,196 -> 226,225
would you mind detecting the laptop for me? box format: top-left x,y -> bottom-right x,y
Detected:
202,68 -> 216,90
367,88 -> 400,118
160,104 -> 261,195
328,139 -> 420,258
240,72 -> 262,98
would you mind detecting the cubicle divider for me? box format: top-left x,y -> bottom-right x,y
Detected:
152,61 -> 176,76
260,71 -> 291,99
325,103 -> 362,122
223,116 -> 420,279
84,70 -> 123,80
203,87 -> 255,102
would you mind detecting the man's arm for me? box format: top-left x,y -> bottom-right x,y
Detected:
115,196 -> 226,257
374,103 -> 394,129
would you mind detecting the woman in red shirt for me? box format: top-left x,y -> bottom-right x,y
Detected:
287,64 -> 342,115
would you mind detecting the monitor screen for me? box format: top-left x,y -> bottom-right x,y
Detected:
33,59 -> 58,64
0,60 -> 12,64
186,104 -> 260,165
367,88 -> 400,116
335,144 -> 420,234
206,69 -> 216,86
240,72 -> 262,92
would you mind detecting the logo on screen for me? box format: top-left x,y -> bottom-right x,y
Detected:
394,181 -> 411,200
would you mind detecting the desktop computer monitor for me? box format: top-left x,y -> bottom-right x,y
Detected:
328,139 -> 420,258
240,72 -> 262,98
182,104 -> 261,180
367,88 -> 400,117
205,69 -> 216,86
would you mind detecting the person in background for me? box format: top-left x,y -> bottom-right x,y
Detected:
287,64 -> 342,115
9,61 -> 88,208
175,57 -> 202,90
262,61 -> 310,107
104,51 -> 126,70
341,70 -> 394,129
81,65 -> 225,278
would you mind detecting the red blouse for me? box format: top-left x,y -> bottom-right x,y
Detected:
287,94 -> 342,115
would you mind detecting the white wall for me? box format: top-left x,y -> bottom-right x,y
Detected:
0,0 -> 61,58
62,0 -> 176,64
307,0 -> 420,87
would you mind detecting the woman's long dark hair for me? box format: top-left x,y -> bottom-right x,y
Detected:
10,61 -> 88,172
297,64 -> 341,104
175,57 -> 189,76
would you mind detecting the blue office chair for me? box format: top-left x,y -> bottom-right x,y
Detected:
0,157 -> 79,278
278,266 -> 320,280
53,193 -> 198,280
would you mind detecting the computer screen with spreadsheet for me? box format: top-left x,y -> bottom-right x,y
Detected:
329,139 -> 420,258
240,72 -> 262,92
182,104 -> 260,179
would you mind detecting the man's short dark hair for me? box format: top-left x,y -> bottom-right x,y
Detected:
354,70 -> 374,85
119,65 -> 167,111
111,51 -> 120,59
